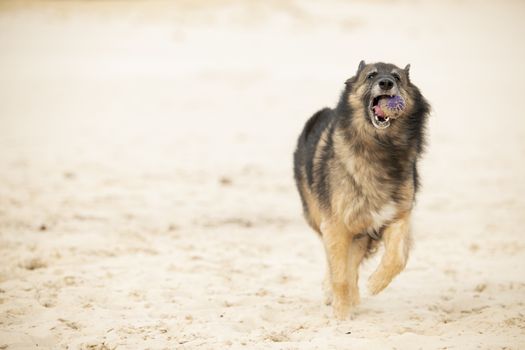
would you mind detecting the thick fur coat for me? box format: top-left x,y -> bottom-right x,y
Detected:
293,61 -> 430,319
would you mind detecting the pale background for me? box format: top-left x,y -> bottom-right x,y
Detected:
0,1 -> 524,349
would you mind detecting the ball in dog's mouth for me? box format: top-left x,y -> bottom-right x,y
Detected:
370,95 -> 406,129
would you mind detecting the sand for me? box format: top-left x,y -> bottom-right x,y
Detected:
0,0 -> 524,349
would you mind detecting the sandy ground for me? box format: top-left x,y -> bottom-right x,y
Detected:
0,0 -> 524,349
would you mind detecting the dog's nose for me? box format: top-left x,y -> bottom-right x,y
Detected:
378,78 -> 395,91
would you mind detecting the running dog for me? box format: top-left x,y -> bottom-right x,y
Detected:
293,61 -> 430,320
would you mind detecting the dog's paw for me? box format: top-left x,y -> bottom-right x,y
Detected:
367,271 -> 390,295
333,306 -> 350,320
332,298 -> 351,320
349,291 -> 361,307
368,259 -> 406,295
326,289 -> 359,309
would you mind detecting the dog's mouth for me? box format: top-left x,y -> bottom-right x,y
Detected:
369,95 -> 392,129
368,94 -> 407,129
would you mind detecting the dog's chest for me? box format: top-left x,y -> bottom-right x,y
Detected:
368,201 -> 397,232
338,155 -> 399,231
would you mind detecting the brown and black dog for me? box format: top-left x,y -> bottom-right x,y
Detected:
293,61 -> 430,320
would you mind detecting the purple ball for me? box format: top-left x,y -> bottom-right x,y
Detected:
386,95 -> 405,111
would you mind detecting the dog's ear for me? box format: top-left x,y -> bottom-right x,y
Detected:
404,64 -> 411,80
357,60 -> 366,74
344,76 -> 355,86
345,60 -> 366,86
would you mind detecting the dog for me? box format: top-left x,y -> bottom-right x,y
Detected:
293,61 -> 430,320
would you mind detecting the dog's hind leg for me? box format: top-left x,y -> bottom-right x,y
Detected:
321,220 -> 351,320
368,212 -> 412,295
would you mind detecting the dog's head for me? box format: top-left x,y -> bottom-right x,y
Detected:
344,61 -> 424,130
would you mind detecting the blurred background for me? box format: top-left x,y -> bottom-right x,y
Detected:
0,1 -> 524,349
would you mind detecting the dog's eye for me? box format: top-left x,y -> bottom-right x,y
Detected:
367,73 -> 377,80
393,74 -> 401,81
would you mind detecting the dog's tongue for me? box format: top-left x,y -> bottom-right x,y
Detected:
373,105 -> 385,117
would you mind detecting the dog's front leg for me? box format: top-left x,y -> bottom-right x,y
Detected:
347,234 -> 370,306
321,220 -> 351,320
323,235 -> 367,308
368,212 -> 412,295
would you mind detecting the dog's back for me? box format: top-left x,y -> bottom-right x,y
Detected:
293,107 -> 334,232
